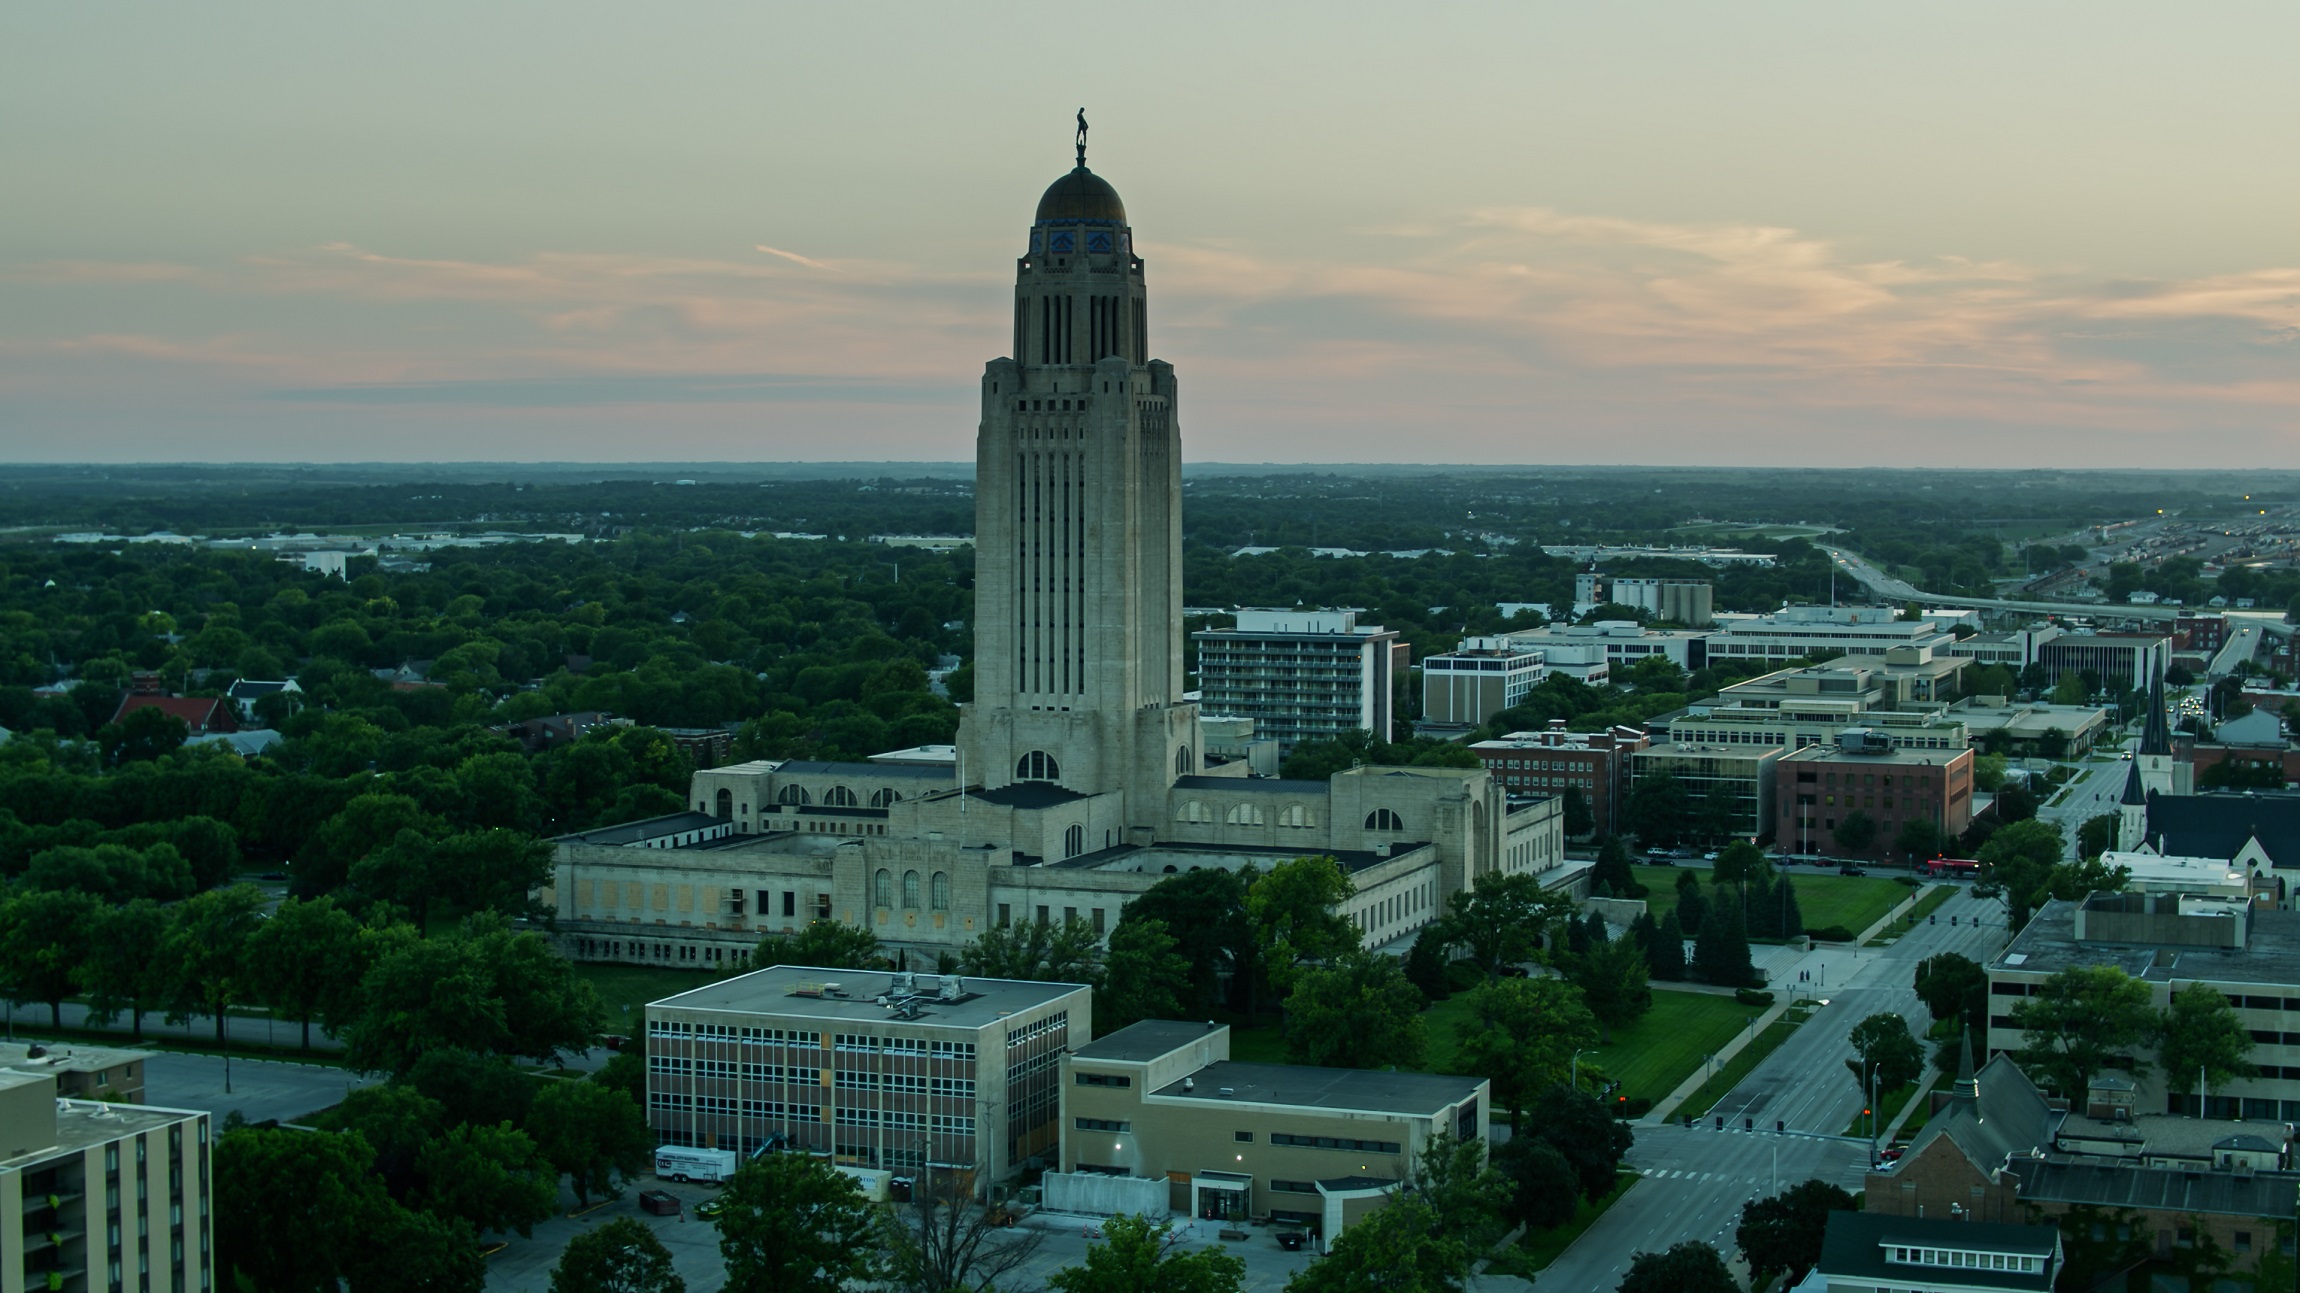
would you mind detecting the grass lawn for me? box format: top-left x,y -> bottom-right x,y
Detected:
1675,1014 -> 1805,1121
1498,1170 -> 1640,1275
1587,988 -> 1767,1106
1631,866 -> 1906,940
576,964 -> 721,1034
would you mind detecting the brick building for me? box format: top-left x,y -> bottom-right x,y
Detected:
1469,723 -> 1647,838
1773,735 -> 1975,860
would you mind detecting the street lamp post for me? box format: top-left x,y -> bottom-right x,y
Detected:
1570,1048 -> 1593,1091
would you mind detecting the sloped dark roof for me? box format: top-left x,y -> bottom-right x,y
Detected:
2119,762 -> 2148,807
2145,792 -> 2300,868
2140,673 -> 2173,756
1907,1054 -> 2063,1173
1817,1212 -> 2057,1291
2007,1158 -> 2300,1219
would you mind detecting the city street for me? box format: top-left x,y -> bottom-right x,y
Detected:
2036,750 -> 2138,860
1538,885 -> 2006,1291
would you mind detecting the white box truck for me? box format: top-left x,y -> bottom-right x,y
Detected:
655,1147 -> 740,1184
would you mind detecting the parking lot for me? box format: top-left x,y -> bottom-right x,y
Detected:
482,1190 -> 1348,1292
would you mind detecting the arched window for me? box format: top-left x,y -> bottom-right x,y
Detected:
1064,824 -> 1084,858
873,869 -> 893,908
931,872 -> 950,911
1177,800 -> 1210,824
778,784 -> 811,806
714,788 -> 733,819
1174,746 -> 1192,776
1225,802 -> 1265,827
902,870 -> 921,909
824,786 -> 858,807
870,787 -> 902,808
1278,805 -> 1313,829
1366,808 -> 1404,832
1017,750 -> 1061,782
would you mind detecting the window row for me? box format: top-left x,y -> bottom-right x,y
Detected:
1269,1133 -> 1402,1154
872,869 -> 954,911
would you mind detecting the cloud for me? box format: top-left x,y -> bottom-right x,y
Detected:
264,372 -> 956,407
755,244 -> 839,271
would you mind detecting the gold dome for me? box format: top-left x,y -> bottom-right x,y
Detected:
1035,166 -> 1126,224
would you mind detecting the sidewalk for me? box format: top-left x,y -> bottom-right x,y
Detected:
1646,995 -> 1794,1125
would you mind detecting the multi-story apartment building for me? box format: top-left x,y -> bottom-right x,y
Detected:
1057,1020 -> 1487,1247
1987,894 -> 2300,1121
1192,611 -> 1405,754
1604,578 -> 1714,626
645,966 -> 1090,1186
2035,633 -> 2172,693
1773,736 -> 1975,859
1470,724 -> 1648,838
1,1068 -> 211,1293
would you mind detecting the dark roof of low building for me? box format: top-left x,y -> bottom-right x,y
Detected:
1172,775 -> 1329,794
554,812 -> 725,845
1907,1054 -> 2063,1172
1817,1212 -> 2057,1291
2145,792 -> 2300,869
1074,1020 -> 1222,1063
776,760 -> 953,781
1044,840 -> 1430,874
2007,1158 -> 2300,1219
1151,1060 -> 1481,1117
969,783 -> 1090,809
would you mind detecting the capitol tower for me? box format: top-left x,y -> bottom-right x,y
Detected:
958,124 -> 1200,844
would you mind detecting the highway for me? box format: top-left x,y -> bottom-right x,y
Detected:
1537,885 -> 2005,1291
1821,546 -> 2296,646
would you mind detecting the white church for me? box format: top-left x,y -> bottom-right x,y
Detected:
545,145 -> 1568,970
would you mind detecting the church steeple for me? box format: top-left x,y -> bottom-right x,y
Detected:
2139,672 -> 2172,758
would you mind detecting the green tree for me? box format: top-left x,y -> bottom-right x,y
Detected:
958,916 -> 1103,983
1912,952 -> 1987,1036
1452,976 -> 1598,1123
1617,1243 -> 1737,1293
1648,910 -> 1687,982
527,1080 -> 652,1206
1520,1083 -> 1634,1203
1282,1193 -> 1469,1293
1735,1179 -> 1859,1289
1284,949 -> 1427,1070
1893,818 -> 1943,863
2052,672 -> 2088,704
1096,917 -> 1191,1033
99,704 -> 189,764
717,1152 -> 883,1293
1431,871 -> 1572,980
215,1126 -> 392,1293
433,828 -> 556,919
1047,1213 -> 1246,1293
1624,771 -> 1687,848
1569,935 -> 1651,1043
247,895 -> 365,1049
1844,1013 -> 1924,1099
158,883 -> 266,1044
2009,965 -> 2160,1097
1691,895 -> 1755,987
406,1048 -> 538,1134
350,828 -> 444,927
552,1218 -> 687,1293
1119,868 -> 1253,1014
1246,855 -> 1359,999
756,919 -> 883,971
1492,1136 -> 1578,1231
1711,839 -> 1766,888
344,1205 -> 488,1293
77,898 -> 168,1040
343,915 -> 603,1074
0,886 -> 103,1026
2157,983 -> 2259,1098
1405,1129 -> 1517,1253
1832,809 -> 1877,855
1975,818 -> 2067,927
1561,785 -> 1595,839
2076,813 -> 2119,861
327,1082 -> 447,1199
1674,870 -> 1706,937
1589,834 -> 1642,898
415,1121 -> 558,1238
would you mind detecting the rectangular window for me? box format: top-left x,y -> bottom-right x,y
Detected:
1270,1179 -> 1319,1195
1074,1073 -> 1131,1088
1234,1131 -> 1253,1143
1075,1118 -> 1131,1132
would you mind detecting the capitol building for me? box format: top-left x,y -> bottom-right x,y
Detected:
545,144 -> 1567,970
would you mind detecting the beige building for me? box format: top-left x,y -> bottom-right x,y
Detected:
1,1068 -> 210,1293
645,966 -> 1090,1185
1053,1021 -> 1487,1245
0,1044 -> 152,1105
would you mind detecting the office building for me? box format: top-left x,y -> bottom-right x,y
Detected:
645,965 -> 1090,1184
1605,578 -> 1714,625
1051,1021 -> 1486,1248
1809,1212 -> 2061,1293
1773,736 -> 1975,860
1,1068 -> 211,1293
1497,621 -> 1706,672
1471,724 -> 1648,838
1418,639 -> 1548,727
1193,610 -> 1404,753
1705,605 -> 1956,664
2035,633 -> 2172,693
1627,742 -> 1784,840
1988,894 -> 2300,1120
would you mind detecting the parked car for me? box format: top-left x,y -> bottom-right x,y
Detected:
1700,851 -> 1719,862
1276,1230 -> 1309,1252
638,1190 -> 681,1217
1839,865 -> 1868,877
695,1196 -> 727,1220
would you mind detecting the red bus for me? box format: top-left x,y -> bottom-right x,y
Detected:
1921,857 -> 1980,879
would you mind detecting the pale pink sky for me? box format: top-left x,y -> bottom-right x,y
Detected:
6,3 -> 2300,466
